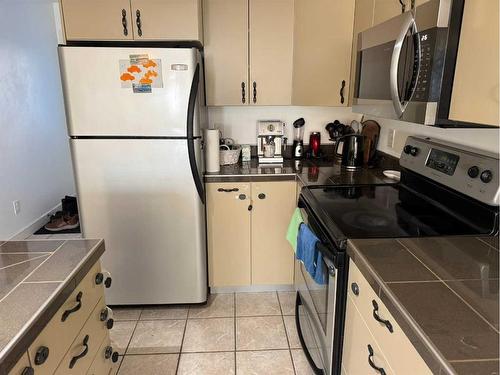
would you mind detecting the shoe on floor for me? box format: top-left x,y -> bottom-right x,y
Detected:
44,214 -> 79,232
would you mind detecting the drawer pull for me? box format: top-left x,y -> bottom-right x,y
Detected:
34,346 -> 49,365
372,300 -> 393,333
95,271 -> 112,288
95,273 -> 104,285
121,9 -> 128,36
367,344 -> 387,375
258,193 -> 266,200
351,282 -> 360,296
105,346 -> 120,363
21,367 -> 34,375
69,335 -> 89,369
100,307 -> 115,329
61,291 -> 83,322
136,9 -> 142,37
218,188 -> 239,193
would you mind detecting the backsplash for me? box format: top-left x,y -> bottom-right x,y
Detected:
208,106 -> 361,145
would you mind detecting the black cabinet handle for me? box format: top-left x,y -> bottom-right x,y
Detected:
69,335 -> 89,369
218,188 -> 239,193
248,204 -> 253,211
351,282 -> 360,296
100,308 -> 114,329
339,80 -> 346,104
95,272 -> 104,285
238,194 -> 246,200
372,300 -> 393,333
258,193 -> 266,200
136,9 -> 142,37
34,346 -> 49,365
105,346 -> 120,363
62,292 -> 82,322
21,367 -> 34,375
121,9 -> 128,36
253,81 -> 257,103
104,276 -> 112,288
241,82 -> 246,103
368,344 -> 386,375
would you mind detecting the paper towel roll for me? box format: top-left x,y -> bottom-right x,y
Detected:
205,129 -> 220,172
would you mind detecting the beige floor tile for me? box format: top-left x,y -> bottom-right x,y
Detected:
291,349 -> 316,375
236,316 -> 288,350
118,354 -> 178,375
127,320 -> 185,354
236,292 -> 281,317
182,317 -> 235,352
188,293 -> 234,318
110,321 -> 137,355
177,352 -> 235,375
283,315 -> 301,349
112,307 -> 142,321
140,306 -> 188,320
236,350 -> 294,375
278,291 -> 296,316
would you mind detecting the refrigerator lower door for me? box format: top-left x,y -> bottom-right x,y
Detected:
71,138 -> 206,304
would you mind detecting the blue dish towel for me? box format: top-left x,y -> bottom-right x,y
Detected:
296,224 -> 328,285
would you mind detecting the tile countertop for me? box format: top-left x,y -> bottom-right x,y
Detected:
348,236 -> 499,375
204,153 -> 401,185
0,239 -> 105,374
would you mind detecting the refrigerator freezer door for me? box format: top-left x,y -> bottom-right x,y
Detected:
71,138 -> 207,304
59,46 -> 203,137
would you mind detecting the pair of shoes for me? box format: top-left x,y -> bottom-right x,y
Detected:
45,213 -> 79,232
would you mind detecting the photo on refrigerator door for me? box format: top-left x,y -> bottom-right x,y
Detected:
119,55 -> 163,93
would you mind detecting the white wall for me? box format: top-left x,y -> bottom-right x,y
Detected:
209,106 -> 500,157
0,0 -> 75,238
208,106 -> 363,145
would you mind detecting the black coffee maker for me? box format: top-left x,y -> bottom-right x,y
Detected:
292,118 -> 305,159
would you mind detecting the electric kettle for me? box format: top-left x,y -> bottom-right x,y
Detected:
335,134 -> 364,170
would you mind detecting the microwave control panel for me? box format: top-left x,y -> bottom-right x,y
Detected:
412,28 -> 437,102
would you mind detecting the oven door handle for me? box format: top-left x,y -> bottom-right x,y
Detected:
390,12 -> 418,118
295,292 -> 325,375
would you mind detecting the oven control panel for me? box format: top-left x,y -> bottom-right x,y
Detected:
400,136 -> 499,206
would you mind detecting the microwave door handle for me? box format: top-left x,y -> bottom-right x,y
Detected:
390,13 -> 417,117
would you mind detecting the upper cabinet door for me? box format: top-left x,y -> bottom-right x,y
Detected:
61,0 -> 133,41
373,0 -> 407,25
203,0 -> 249,106
292,0 -> 355,106
249,0 -> 294,105
449,0 -> 499,126
130,0 -> 202,41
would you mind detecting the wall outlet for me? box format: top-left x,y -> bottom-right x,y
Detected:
387,129 -> 396,148
13,200 -> 21,215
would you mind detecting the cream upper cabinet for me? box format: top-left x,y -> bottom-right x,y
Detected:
130,0 -> 202,41
292,0 -> 355,107
204,0 -> 249,106
251,181 -> 296,285
373,0 -> 406,25
249,0 -> 294,105
61,0 -> 133,41
207,183 -> 252,287
449,0 -> 499,126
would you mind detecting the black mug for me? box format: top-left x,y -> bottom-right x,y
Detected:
335,134 -> 364,170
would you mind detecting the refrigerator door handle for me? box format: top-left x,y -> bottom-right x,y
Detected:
187,64 -> 205,204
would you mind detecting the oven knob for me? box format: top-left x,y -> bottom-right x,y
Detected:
410,147 -> 419,156
403,145 -> 412,154
467,166 -> 480,178
480,170 -> 493,183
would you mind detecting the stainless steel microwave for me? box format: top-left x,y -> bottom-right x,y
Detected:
353,0 -> 463,126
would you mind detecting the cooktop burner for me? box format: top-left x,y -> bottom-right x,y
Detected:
303,184 -> 497,240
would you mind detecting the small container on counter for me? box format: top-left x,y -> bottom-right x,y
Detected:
241,144 -> 251,162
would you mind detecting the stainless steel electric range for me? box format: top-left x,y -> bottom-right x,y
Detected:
295,136 -> 499,375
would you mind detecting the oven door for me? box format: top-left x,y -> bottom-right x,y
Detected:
295,205 -> 342,375
353,11 -> 423,123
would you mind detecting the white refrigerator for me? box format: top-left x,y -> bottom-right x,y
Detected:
59,45 -> 207,305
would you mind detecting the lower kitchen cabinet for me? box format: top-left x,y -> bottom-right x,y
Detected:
251,181 -> 296,284
343,259 -> 433,374
206,181 -> 296,288
207,182 -> 252,287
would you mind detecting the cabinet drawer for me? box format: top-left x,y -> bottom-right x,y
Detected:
29,261 -> 105,375
87,335 -> 119,375
8,352 -> 31,375
343,295 -> 393,375
348,260 -> 432,375
55,298 -> 109,375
